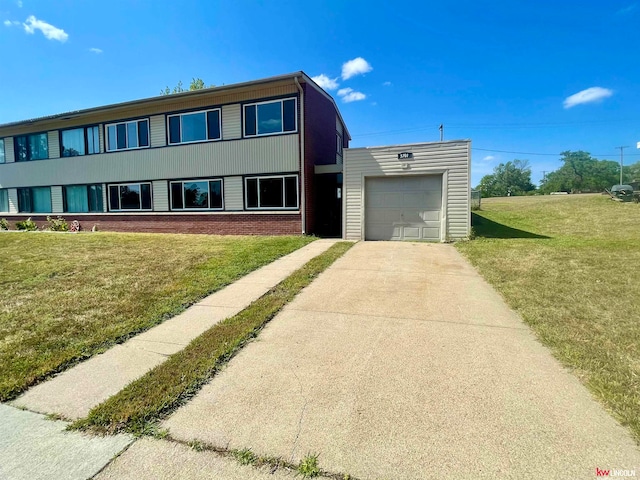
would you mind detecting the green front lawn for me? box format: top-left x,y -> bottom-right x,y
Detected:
0,232 -> 314,401
457,194 -> 640,441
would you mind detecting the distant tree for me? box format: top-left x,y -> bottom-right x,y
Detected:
160,77 -> 213,95
478,159 -> 536,197
625,161 -> 640,182
539,151 -> 619,193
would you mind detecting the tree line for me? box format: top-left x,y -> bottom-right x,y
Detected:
477,151 -> 640,197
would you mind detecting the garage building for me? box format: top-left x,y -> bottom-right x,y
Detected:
343,140 -> 470,241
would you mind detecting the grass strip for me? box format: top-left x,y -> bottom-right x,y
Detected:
74,241 -> 353,435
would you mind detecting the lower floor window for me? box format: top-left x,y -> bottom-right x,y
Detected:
170,179 -> 223,210
63,184 -> 103,213
108,182 -> 152,211
245,175 -> 298,210
17,186 -> 51,213
0,189 -> 8,212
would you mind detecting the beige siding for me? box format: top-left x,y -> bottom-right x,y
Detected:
0,83 -> 298,137
101,183 -> 108,212
51,186 -> 63,213
223,176 -> 244,210
152,180 -> 169,211
48,131 -> 60,159
150,115 -> 166,148
8,188 -> 18,213
0,134 -> 300,188
343,140 -> 470,241
4,137 -> 15,163
98,125 -> 105,153
222,104 -> 241,140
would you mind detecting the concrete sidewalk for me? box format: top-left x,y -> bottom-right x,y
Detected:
159,241 -> 640,479
0,404 -> 132,480
11,239 -> 338,420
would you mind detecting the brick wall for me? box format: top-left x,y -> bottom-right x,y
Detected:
2,214 -> 302,235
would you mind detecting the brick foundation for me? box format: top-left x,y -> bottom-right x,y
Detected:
2,214 -> 303,235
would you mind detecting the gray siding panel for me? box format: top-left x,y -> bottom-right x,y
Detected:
48,131 -> 60,159
222,104 -> 241,140
4,137 -> 15,163
344,140 -> 470,241
8,188 -> 18,213
51,186 -> 63,213
152,180 -> 169,211
101,183 -> 107,212
150,115 -> 166,148
0,134 -> 300,188
223,176 -> 244,211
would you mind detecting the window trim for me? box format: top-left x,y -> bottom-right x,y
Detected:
13,131 -> 49,162
62,183 -> 104,213
104,119 -> 150,152
0,188 -> 8,212
166,108 -> 222,145
169,178 -> 224,211
244,174 -> 299,210
59,125 -> 101,157
243,97 -> 298,138
107,182 -> 153,211
0,138 -> 5,164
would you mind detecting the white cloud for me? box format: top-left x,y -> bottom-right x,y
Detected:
4,19 -> 20,26
341,57 -> 372,80
563,87 -> 613,108
89,47 -> 103,54
311,74 -> 339,91
337,87 -> 366,103
617,3 -> 636,14
383,81 -> 392,86
482,155 -> 495,161
16,0 -> 23,7
23,15 -> 68,42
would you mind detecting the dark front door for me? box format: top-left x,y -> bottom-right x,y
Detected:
314,173 -> 343,237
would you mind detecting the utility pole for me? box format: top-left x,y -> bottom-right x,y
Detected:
616,146 -> 629,185
542,171 -> 548,182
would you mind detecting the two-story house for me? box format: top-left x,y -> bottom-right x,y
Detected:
0,72 -> 349,237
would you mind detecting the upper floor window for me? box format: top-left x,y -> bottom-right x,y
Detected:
244,98 -> 297,137
106,119 -> 149,152
14,133 -> 48,162
170,179 -> 223,210
245,174 -> 298,210
168,109 -> 221,145
61,126 -> 100,157
108,182 -> 152,211
0,189 -> 8,212
0,138 -> 5,163
17,186 -> 51,213
63,184 -> 103,213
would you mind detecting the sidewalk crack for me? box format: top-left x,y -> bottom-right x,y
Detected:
288,366 -> 309,463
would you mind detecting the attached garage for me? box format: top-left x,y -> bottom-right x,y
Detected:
344,140 -> 470,241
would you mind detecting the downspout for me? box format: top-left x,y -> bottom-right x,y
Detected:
294,76 -> 306,235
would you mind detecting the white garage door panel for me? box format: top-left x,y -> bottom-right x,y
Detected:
365,175 -> 442,241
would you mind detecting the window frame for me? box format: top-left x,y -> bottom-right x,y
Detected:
14,132 -> 49,162
0,138 -> 5,164
104,119 -> 150,152
166,108 -> 222,145
62,183 -> 104,213
169,178 -> 224,211
16,186 -> 52,213
107,182 -> 153,211
60,125 -> 101,157
0,189 -> 8,212
243,97 -> 298,138
244,174 -> 299,210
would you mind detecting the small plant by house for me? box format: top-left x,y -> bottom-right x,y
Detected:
46,216 -> 69,232
0,219 -> 8,231
298,454 -> 321,478
15,218 -> 37,231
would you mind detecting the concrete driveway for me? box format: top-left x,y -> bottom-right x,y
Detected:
134,242 -> 638,479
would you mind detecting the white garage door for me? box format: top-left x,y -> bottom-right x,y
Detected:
365,175 -> 442,241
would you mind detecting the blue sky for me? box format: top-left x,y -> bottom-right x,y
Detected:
1,0 -> 639,186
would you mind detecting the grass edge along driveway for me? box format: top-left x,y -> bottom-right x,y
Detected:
74,242 -> 353,435
0,233 -> 314,402
456,194 -> 640,443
